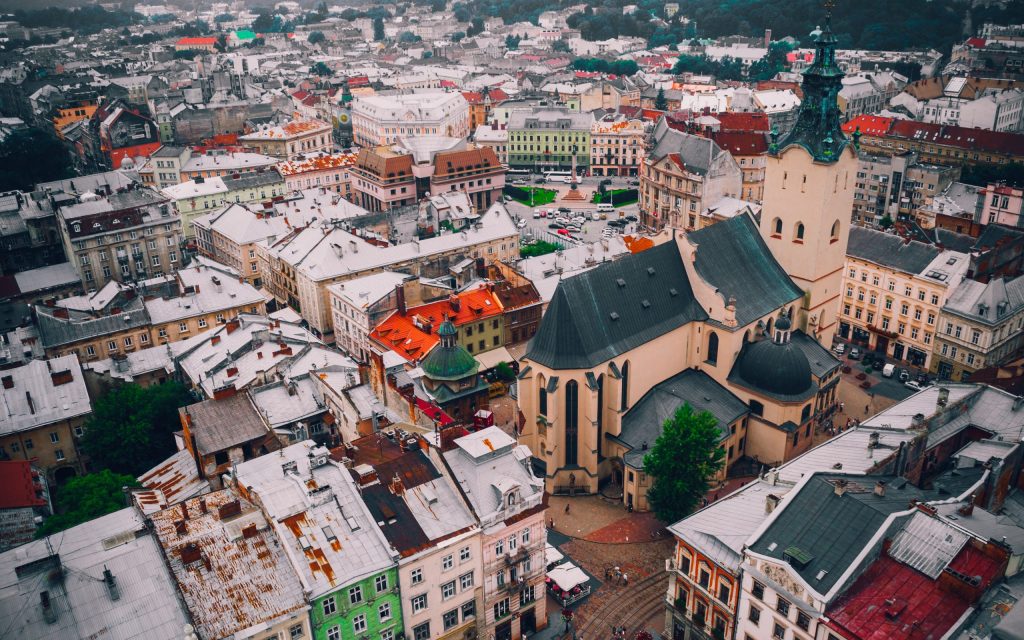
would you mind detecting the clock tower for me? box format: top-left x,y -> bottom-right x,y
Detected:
759,2 -> 858,346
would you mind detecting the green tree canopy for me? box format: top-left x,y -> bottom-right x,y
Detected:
80,382 -> 194,477
643,403 -> 726,523
0,128 -> 73,192
35,470 -> 140,538
398,30 -> 421,43
673,54 -> 743,80
311,61 -> 332,76
214,12 -> 234,23
308,30 -> 326,44
467,16 -> 485,36
570,58 -> 640,76
654,87 -> 667,110
373,16 -> 385,41
505,34 -> 521,50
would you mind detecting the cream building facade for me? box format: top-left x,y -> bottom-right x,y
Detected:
351,91 -> 471,147
238,120 -> 333,160
840,227 -> 969,368
589,115 -> 646,177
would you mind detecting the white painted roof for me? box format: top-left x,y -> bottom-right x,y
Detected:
0,355 -> 91,435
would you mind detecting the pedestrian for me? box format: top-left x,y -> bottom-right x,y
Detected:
865,404 -> 870,415
840,402 -> 845,413
549,518 -> 555,530
622,573 -> 629,587
564,502 -> 570,514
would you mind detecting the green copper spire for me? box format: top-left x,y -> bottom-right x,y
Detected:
775,1 -> 848,163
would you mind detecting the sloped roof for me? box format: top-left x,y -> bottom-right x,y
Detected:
847,227 -> 941,275
180,394 -> 270,455
525,241 -> 707,370
689,215 -> 803,328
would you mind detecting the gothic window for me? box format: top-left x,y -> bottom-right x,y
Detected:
830,220 -> 840,241
795,222 -> 805,241
706,332 -> 719,365
772,217 -> 782,235
565,381 -> 579,466
620,361 -> 630,411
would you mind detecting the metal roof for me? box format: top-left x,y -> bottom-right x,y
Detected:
0,355 -> 91,436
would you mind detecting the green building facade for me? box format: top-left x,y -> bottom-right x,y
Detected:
507,108 -> 593,173
312,568 -> 403,640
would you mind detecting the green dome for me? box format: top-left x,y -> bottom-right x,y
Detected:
422,321 -> 479,381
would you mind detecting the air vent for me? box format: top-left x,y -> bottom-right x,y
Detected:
609,312 -> 620,321
641,300 -> 650,309
616,278 -> 626,287
647,267 -> 655,276
669,288 -> 678,296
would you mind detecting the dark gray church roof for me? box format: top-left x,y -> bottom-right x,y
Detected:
614,368 -> 748,469
525,241 -> 707,370
847,227 -> 940,275
689,215 -> 804,328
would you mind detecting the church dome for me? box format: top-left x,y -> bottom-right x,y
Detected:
736,325 -> 813,397
421,320 -> 479,381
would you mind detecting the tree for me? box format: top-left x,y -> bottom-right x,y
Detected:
643,403 -> 726,523
552,39 -> 570,52
654,87 -> 667,110
252,10 -> 275,33
373,16 -> 385,41
505,34 -> 521,50
452,31 -> 465,42
0,128 -> 73,192
308,30 -> 325,45
494,361 -> 517,382
214,33 -> 228,52
214,12 -> 234,23
422,50 -> 433,58
80,381 -> 194,477
35,470 -> 140,537
398,30 -> 421,43
311,61 -> 332,76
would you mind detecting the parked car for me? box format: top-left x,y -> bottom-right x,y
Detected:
517,220 -> 527,229
898,369 -> 910,382
535,177 -> 546,184
556,228 -> 571,236
916,372 -> 931,385
571,216 -> 586,225
558,207 -> 572,214
832,343 -> 846,355
904,380 -> 925,392
548,222 -> 564,229
625,214 -> 638,222
882,363 -> 896,378
533,210 -> 541,219
599,178 -> 612,186
565,225 -> 582,233
628,179 -> 640,186
848,347 -> 861,360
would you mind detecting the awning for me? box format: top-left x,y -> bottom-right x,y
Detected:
545,543 -> 564,566
547,561 -> 589,591
474,346 -> 514,371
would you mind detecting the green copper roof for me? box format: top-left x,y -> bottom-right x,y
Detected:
234,30 -> 256,40
422,321 -> 479,381
772,13 -> 849,163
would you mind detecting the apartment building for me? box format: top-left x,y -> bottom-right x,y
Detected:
850,151 -> 959,227
327,271 -> 414,362
430,147 -> 506,212
0,355 -> 91,484
142,145 -> 278,189
640,119 -> 742,231
437,427 -> 547,640
839,227 -> 969,368
932,274 -> 1024,381
589,115 -> 646,177
712,132 -> 768,202
842,115 -> 1024,168
278,151 -> 358,198
351,146 -> 417,212
507,108 -> 593,172
163,169 -> 286,237
351,90 -> 470,147
980,183 -> 1024,226
239,119 -> 333,160
56,187 -> 183,290
474,124 -> 509,165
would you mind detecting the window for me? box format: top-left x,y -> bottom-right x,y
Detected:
24,439 -> 32,450
565,380 -> 579,466
772,217 -> 782,235
495,539 -> 504,556
620,361 -> 629,411
349,585 -> 363,604
74,426 -> 84,437
323,597 -> 336,616
140,333 -> 149,344
752,581 -> 765,600
412,594 -> 427,613
375,574 -> 388,592
327,625 -> 341,640
797,611 -> 811,631
522,528 -> 530,544
794,223 -> 805,240
461,600 -> 476,620
443,554 -> 454,571
124,336 -> 134,347
538,384 -> 547,416
290,624 -> 304,639
460,547 -> 471,562
460,572 -> 474,590
443,609 -> 459,630
411,567 -> 424,585
179,322 -> 188,332
55,449 -> 65,461
508,534 -> 517,551
493,597 -> 510,619
413,623 -> 430,640
749,605 -> 761,625
378,601 -> 392,622
198,318 -> 208,328
706,331 -> 719,365
442,580 -> 456,599
773,623 -> 785,639
49,432 -> 60,444
749,400 -> 764,416
353,614 -> 367,633
698,567 -> 710,588
776,597 -> 790,616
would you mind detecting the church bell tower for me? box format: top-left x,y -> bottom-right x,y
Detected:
758,1 -> 858,347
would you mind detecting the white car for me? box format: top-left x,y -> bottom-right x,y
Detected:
555,216 -> 570,226
561,176 -> 573,184
832,343 -> 846,355
517,220 -> 527,229
572,216 -> 586,225
904,380 -> 925,392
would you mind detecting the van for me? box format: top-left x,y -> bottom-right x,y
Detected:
882,363 -> 896,378
596,203 -> 614,212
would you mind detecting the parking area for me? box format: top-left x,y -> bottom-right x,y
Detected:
830,339 -> 934,402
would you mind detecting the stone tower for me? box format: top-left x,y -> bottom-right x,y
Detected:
758,4 -> 858,346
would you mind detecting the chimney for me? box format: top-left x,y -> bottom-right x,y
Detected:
868,432 -> 880,448
199,498 -> 207,514
211,335 -> 221,346
874,480 -> 887,497
396,285 -> 407,316
765,493 -> 781,514
958,496 -> 975,517
937,387 -> 950,408
25,391 -> 34,415
834,479 -> 849,497
449,294 -> 461,312
40,591 -> 56,624
103,566 -> 120,601
390,472 -> 405,497
1,375 -> 12,389
180,501 -> 189,520
911,413 -> 926,429
217,499 -> 242,520
1014,396 -> 1024,412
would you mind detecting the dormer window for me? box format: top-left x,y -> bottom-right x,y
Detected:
507,492 -> 517,507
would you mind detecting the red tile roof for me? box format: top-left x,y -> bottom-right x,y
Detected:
825,545 -> 1002,640
712,131 -> 769,155
176,37 -> 217,46
715,111 -> 770,133
966,37 -> 987,48
842,114 -> 894,137
370,286 -> 503,362
0,460 -> 46,509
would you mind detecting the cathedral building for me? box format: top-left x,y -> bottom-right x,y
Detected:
516,16 -> 852,510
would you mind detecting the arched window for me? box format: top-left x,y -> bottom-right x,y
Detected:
565,380 -> 579,466
596,374 -> 605,462
795,222 -> 805,241
831,219 -> 840,241
706,332 -> 719,365
538,375 -> 547,416
801,404 -> 812,421
772,217 -> 782,235
620,361 -> 630,412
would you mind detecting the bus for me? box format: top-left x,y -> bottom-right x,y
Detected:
507,167 -> 530,175
544,170 -> 573,183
